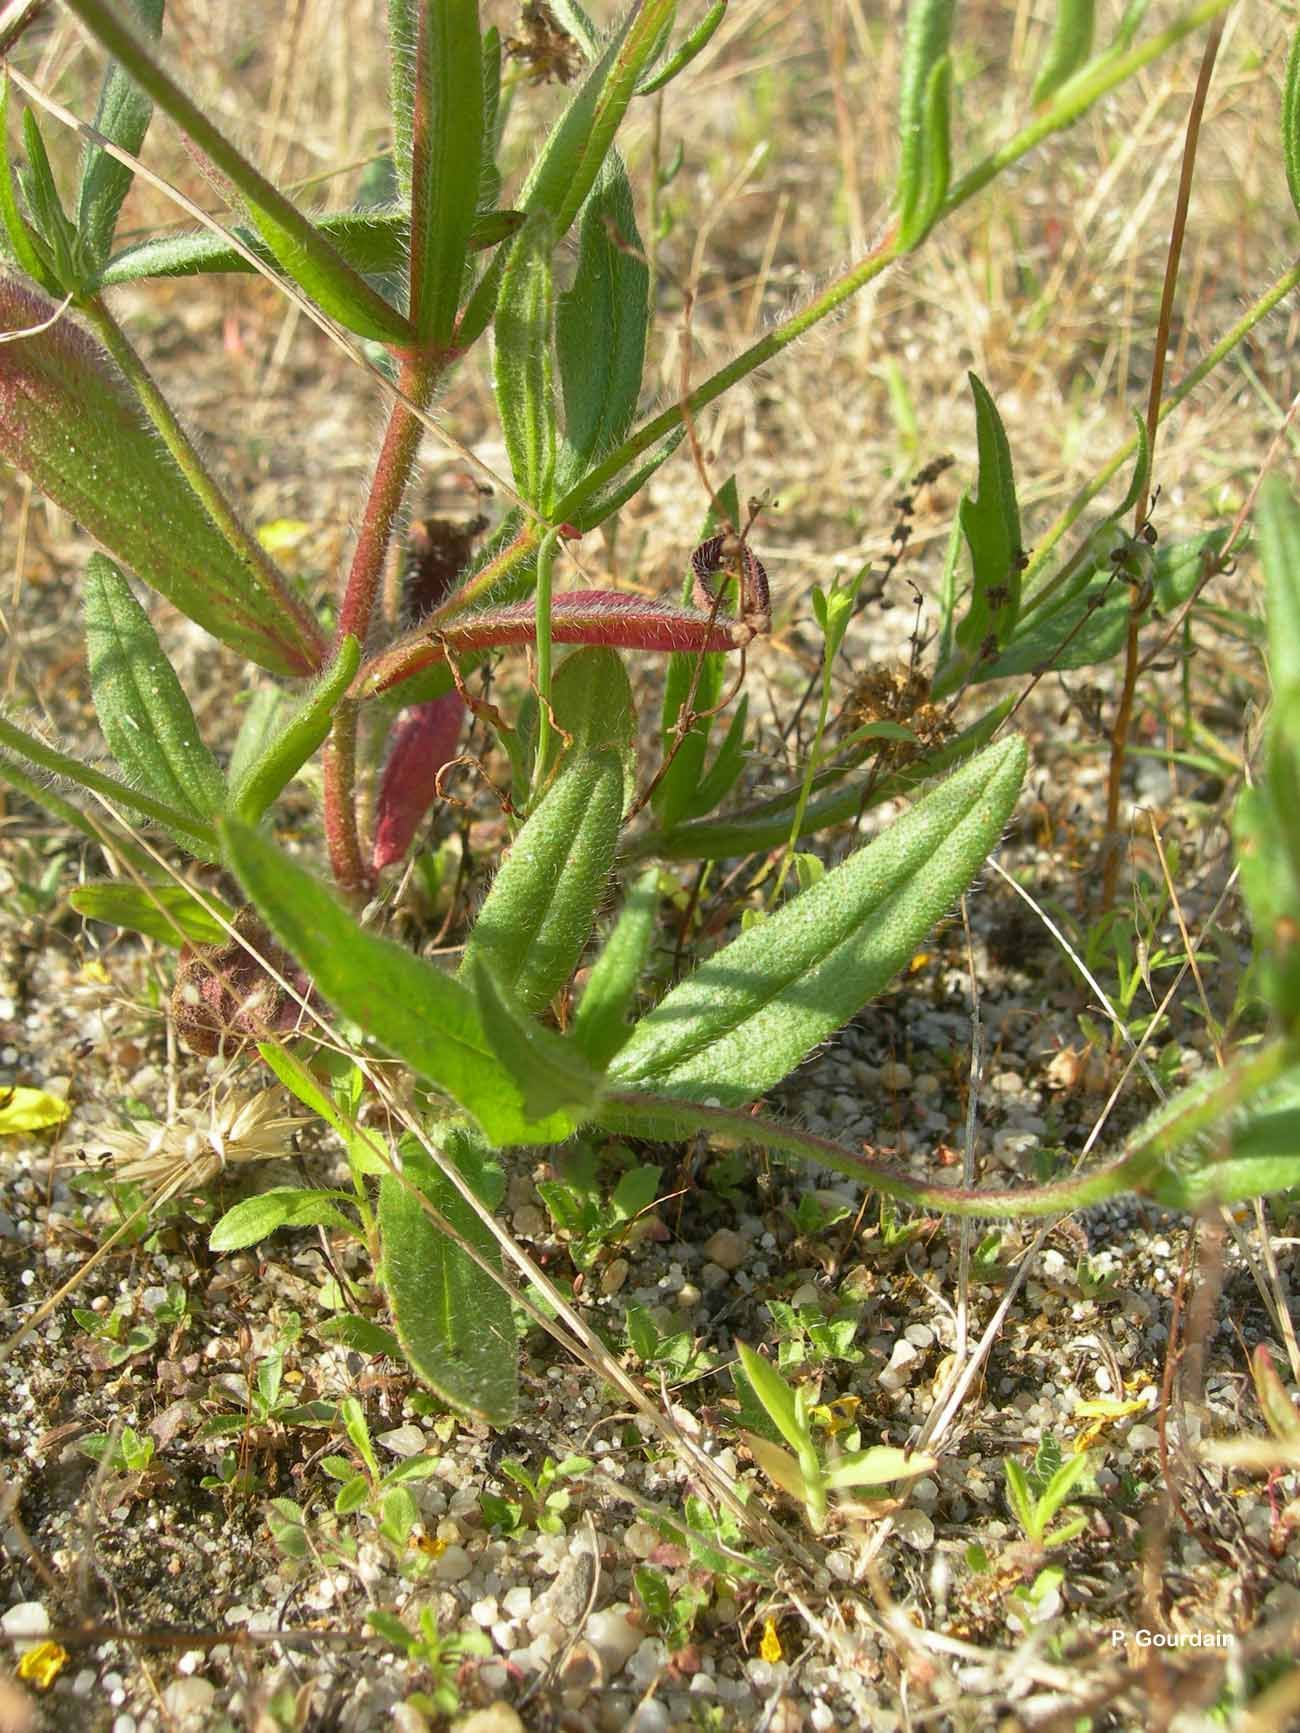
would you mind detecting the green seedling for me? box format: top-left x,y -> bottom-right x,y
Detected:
537,1149 -> 662,1272
634,1565 -> 710,1652
1004,1436 -> 1092,1549
77,1424 -> 156,1474
625,1301 -> 714,1382
199,1317 -> 337,1439
768,1299 -> 864,1371
480,1452 -> 592,1536
71,1300 -> 157,1368
366,1608 -> 491,1721
735,1342 -> 936,1535
317,1397 -> 440,1549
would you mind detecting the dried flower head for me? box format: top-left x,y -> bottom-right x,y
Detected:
92,1087 -> 310,1208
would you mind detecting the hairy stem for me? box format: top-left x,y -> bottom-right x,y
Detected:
323,699 -> 367,899
530,526 -> 561,801
84,298 -> 328,671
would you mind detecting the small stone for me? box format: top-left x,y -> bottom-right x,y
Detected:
601,1257 -> 630,1296
161,1678 -> 216,1725
512,1204 -> 546,1237
628,1703 -> 670,1733
703,1229 -> 748,1271
913,1073 -> 941,1098
700,1261 -> 729,1290
626,1637 -> 668,1688
894,1509 -> 935,1550
391,1704 -> 431,1733
675,1282 -> 701,1310
0,1603 -> 48,1653
586,1608 -> 641,1675
1127,1424 -> 1160,1452
624,1521 -> 659,1559
455,1708 -> 526,1733
992,1129 -> 1037,1167
502,1587 -> 533,1619
433,1544 -> 473,1582
879,1061 -> 912,1091
377,1424 -> 427,1457
768,1699 -> 804,1733
904,1324 -> 934,1350
879,1338 -> 921,1390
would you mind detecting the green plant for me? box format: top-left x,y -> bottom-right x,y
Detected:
1,0 -> 1297,1446
1003,1436 -> 1092,1550
367,1606 -> 492,1718
318,1397 -> 440,1549
537,1146 -> 662,1271
77,1423 -> 156,1473
480,1451 -> 592,1535
734,1341 -> 936,1535
633,1564 -> 710,1651
626,1300 -> 715,1381
768,1298 -> 864,1371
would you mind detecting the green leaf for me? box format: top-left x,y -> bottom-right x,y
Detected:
95,207 -> 520,289
555,152 -> 648,491
209,1187 -> 360,1251
611,735 -> 1027,1106
493,217 -> 557,510
69,879 -> 233,946
685,695 -> 749,820
227,686 -> 292,790
1004,1457 -> 1038,1535
229,635 -> 360,823
562,426 -> 687,533
735,1342 -> 808,1458
551,644 -> 637,802
1252,1345 -> 1300,1443
635,0 -> 727,96
974,560 -> 1128,683
334,1474 -> 371,1515
0,279 -> 318,676
408,0 -> 484,348
387,0 -> 417,200
824,1446 -> 938,1490
1284,21 -> 1300,223
20,109 -> 78,288
75,0 -> 164,274
896,0 -> 954,244
379,1145 -> 518,1425
0,736 -> 157,877
220,817 -> 575,1147
900,51 -> 951,248
1257,475 -> 1300,694
1032,0 -> 1096,105
573,865 -> 659,1066
955,372 -> 1022,658
84,554 -> 226,851
470,959 -> 605,1121
0,1086 -> 71,1133
315,1313 -> 402,1359
256,1040 -> 390,1177
458,745 -> 625,1015
0,79 -> 59,292
63,0 -> 414,344
1036,1452 -> 1090,1524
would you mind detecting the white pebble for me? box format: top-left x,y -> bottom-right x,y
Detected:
894,1509 -> 936,1550
502,1586 -> 533,1619
161,1678 -> 216,1724
377,1424 -> 427,1457
586,1608 -> 641,1675
704,1229 -> 748,1271
433,1544 -> 473,1582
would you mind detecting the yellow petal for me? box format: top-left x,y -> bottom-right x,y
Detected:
0,1088 -> 71,1134
17,1640 -> 68,1689
759,1618 -> 783,1664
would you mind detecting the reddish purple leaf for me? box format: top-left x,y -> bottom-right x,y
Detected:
371,692 -> 467,873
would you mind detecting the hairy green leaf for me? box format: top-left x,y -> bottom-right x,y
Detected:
70,879 -> 232,946
220,816 -> 579,1146
379,1139 -> 517,1424
458,745 -> 624,1014
555,152 -> 648,490
229,635 -> 360,823
493,218 -> 556,509
1284,21 -> 1300,222
75,0 -> 164,273
612,735 -> 1027,1104
573,865 -> 659,1065
84,554 -> 226,854
636,0 -> 727,96
210,1187 -> 360,1251
0,79 -> 59,292
955,372 -> 1022,658
1032,0 -> 1096,104
408,0 -> 483,347
896,0 -> 954,244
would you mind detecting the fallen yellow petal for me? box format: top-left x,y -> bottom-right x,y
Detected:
1074,1398 -> 1148,1419
17,1640 -> 67,1689
0,1088 -> 71,1134
759,1618 -> 783,1664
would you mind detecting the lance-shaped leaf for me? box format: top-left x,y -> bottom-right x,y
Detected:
18,108 -> 78,288
1253,1346 -> 1300,1444
219,815 -> 581,1147
1286,23 -> 1300,224
379,1137 -> 518,1425
229,635 -> 361,824
371,691 -> 466,873
95,207 -> 521,289
494,217 -> 557,509
84,554 -> 225,855
408,0 -> 483,348
573,865 -> 659,1066
954,372 -> 1022,657
896,0 -> 954,244
551,645 -> 637,801
901,52 -> 951,249
456,0 -> 677,347
63,0 -> 413,344
0,708 -> 217,853
70,878 -> 233,947
0,79 -> 59,292
1141,1056 -> 1300,1211
75,0 -> 164,274
561,425 -> 686,533
1033,0 -> 1096,104
458,744 -> 625,1014
367,589 -> 754,694
555,152 -> 648,491
471,959 -> 605,1121
609,735 -> 1027,1106
0,279 -> 317,675
636,0 -> 727,96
